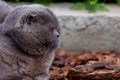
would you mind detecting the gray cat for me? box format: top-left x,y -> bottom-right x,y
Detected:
0,1 -> 61,80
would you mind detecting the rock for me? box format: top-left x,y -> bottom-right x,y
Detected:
58,15 -> 120,52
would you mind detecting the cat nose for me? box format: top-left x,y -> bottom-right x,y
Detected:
54,30 -> 60,38
57,34 -> 60,38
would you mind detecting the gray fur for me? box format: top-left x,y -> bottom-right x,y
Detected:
0,2 -> 60,80
0,0 -> 11,23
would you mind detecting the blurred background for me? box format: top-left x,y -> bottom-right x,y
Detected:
4,0 -> 120,12
3,0 -> 118,4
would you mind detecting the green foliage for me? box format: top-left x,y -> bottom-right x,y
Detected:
71,2 -> 85,9
71,0 -> 108,12
8,0 -> 53,5
96,3 -> 108,11
34,0 -> 53,5
14,0 -> 20,3
117,0 -> 120,6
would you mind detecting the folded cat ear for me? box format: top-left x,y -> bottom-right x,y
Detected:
10,12 -> 43,33
26,12 -> 43,24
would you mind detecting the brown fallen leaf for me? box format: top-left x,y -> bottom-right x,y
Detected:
50,48 -> 120,80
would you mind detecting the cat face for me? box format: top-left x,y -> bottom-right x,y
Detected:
10,5 -> 61,55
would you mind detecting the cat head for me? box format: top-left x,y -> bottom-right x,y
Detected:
3,4 -> 61,56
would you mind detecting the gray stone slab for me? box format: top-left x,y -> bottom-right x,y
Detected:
58,15 -> 120,52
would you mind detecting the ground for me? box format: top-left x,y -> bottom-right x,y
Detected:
50,48 -> 120,80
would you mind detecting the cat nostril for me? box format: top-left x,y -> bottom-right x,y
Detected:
57,34 -> 59,38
